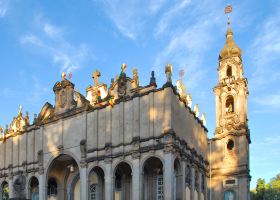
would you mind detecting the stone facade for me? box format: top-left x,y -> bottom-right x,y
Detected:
0,20 -> 250,200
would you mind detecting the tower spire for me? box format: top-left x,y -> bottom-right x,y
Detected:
219,5 -> 241,60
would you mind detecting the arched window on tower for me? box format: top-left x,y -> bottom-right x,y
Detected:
225,96 -> 234,113
227,66 -> 232,77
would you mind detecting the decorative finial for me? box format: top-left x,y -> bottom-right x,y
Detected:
92,70 -> 101,86
25,112 -> 30,125
132,68 -> 139,88
33,114 -> 38,125
119,63 -> 127,79
165,63 -> 173,83
150,71 -> 156,86
186,94 -> 192,108
201,113 -> 206,126
224,5 -> 233,36
194,104 -> 199,117
18,105 -> 23,116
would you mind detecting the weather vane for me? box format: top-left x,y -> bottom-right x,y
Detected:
224,4 -> 233,24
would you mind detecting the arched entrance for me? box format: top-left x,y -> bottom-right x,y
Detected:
46,154 -> 80,200
142,157 -> 164,200
1,181 -> 9,200
88,167 -> 105,200
114,162 -> 132,200
29,177 -> 39,200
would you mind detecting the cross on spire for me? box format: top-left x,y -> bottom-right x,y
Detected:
92,70 -> 101,86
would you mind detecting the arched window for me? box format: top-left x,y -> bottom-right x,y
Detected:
114,162 -> 132,200
225,190 -> 235,200
47,178 -> 57,197
1,181 -> 9,200
89,167 -> 105,200
143,157 -> 164,200
227,139 -> 235,151
226,96 -> 234,113
29,177 -> 39,200
227,66 -> 232,77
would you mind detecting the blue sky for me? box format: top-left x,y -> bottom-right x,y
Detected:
0,0 -> 279,189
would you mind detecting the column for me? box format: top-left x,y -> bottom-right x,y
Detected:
105,160 -> 113,200
39,172 -> 45,200
8,176 -> 14,199
80,166 -> 88,200
164,152 -> 174,200
132,155 -> 140,200
190,167 -> 195,200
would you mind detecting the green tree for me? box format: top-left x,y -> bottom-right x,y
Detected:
256,178 -> 266,200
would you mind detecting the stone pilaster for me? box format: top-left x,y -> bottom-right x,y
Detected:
105,159 -> 113,200
132,154 -> 140,200
39,171 -> 45,200
164,152 -> 174,200
8,177 -> 14,199
80,165 -> 88,200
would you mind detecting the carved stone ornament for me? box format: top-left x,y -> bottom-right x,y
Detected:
118,73 -> 127,97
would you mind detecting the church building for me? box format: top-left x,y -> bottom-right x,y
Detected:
0,18 -> 250,200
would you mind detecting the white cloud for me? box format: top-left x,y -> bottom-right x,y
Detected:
96,0 -> 167,40
27,76 -> 51,105
154,0 -> 191,36
153,5 -> 223,88
20,16 -> 92,73
252,93 -> 280,108
248,7 -> 280,89
0,0 -> 9,17
148,0 -> 167,14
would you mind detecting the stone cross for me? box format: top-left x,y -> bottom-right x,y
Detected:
93,70 -> 101,86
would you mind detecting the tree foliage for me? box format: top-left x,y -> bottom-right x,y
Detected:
251,173 -> 280,200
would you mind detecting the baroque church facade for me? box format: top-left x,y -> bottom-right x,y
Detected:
0,20 -> 250,200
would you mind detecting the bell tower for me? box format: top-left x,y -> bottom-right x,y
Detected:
209,16 -> 251,200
